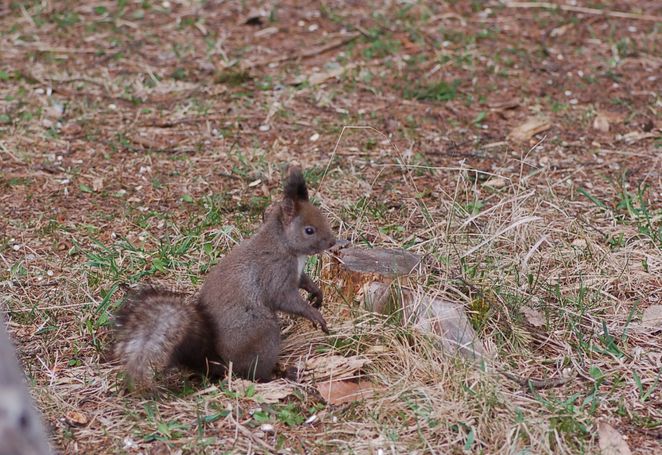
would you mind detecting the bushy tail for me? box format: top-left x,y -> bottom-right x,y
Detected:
112,286 -> 201,390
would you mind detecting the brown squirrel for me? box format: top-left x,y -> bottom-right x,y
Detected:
113,165 -> 336,389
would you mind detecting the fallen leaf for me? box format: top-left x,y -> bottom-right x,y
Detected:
304,355 -> 370,381
92,177 -> 104,192
508,116 -> 551,142
46,100 -> 65,119
230,379 -> 297,403
241,10 -> 266,26
290,64 -> 351,86
592,112 -> 610,133
483,176 -> 508,189
617,132 -> 657,145
597,421 -> 631,455
641,305 -> 662,328
550,23 -> 571,37
488,100 -> 520,111
62,123 -> 82,136
65,410 -> 88,426
254,26 -> 278,38
316,380 -> 377,405
522,306 -> 545,328
571,238 -> 587,248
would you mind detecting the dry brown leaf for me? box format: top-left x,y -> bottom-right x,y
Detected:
550,23 -> 571,37
572,238 -> 587,248
522,306 -> 545,327
483,176 -> 508,189
240,10 -> 266,26
618,132 -> 658,144
92,177 -> 104,192
641,305 -> 662,328
316,380 -> 377,405
290,64 -> 354,86
65,410 -> 88,426
508,116 -> 551,142
230,379 -> 297,403
593,112 -> 610,133
305,355 -> 370,381
598,421 -> 631,455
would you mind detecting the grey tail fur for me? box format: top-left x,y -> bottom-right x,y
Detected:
113,286 -> 222,390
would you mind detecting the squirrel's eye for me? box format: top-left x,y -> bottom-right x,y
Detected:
304,227 -> 315,235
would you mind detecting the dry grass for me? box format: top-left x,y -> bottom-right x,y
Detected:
1,1 -> 661,453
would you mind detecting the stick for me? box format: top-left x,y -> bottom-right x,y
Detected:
504,1 -> 662,23
499,368 -> 578,390
246,32 -> 360,68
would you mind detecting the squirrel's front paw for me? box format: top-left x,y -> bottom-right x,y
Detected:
308,308 -> 329,334
307,287 -> 323,309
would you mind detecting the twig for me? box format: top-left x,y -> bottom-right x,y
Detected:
98,39 -> 144,64
228,413 -> 276,453
14,43 -> 99,54
245,32 -> 360,68
138,114 -> 234,128
300,32 -> 360,59
504,1 -> 662,23
0,141 -> 23,164
499,369 -> 578,390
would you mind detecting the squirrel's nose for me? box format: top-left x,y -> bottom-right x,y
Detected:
328,238 -> 336,249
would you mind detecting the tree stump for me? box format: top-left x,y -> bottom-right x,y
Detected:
323,247 -> 488,362
322,246 -> 423,307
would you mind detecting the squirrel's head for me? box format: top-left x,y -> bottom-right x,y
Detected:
279,165 -> 336,256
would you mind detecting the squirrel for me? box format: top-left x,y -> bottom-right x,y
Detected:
112,165 -> 336,389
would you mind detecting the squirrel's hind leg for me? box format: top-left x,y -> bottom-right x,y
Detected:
221,323 -> 281,382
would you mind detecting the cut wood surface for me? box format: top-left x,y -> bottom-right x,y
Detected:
335,247 -> 423,276
323,246 -> 423,304
0,320 -> 52,455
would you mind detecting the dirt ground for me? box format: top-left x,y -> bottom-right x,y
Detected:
1,1 -> 661,453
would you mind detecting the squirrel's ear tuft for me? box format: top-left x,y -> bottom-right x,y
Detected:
283,164 -> 309,202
